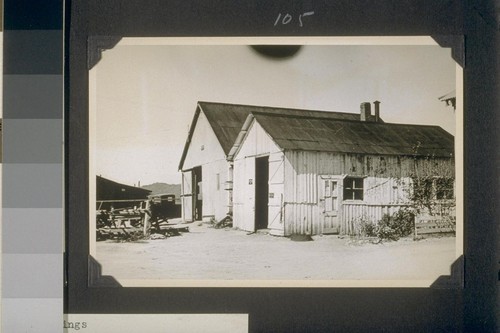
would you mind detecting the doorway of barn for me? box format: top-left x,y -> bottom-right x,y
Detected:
192,166 -> 202,221
255,156 -> 269,230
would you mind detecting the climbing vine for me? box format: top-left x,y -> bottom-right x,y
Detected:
408,142 -> 455,215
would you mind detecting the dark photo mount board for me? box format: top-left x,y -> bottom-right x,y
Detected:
65,1 -> 499,332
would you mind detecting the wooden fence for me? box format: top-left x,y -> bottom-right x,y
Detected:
340,201 -> 455,236
414,201 -> 456,237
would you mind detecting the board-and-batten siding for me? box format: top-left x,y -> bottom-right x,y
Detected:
283,151 -> 454,235
285,151 -> 455,179
282,151 -> 320,235
181,111 -> 230,221
182,111 -> 227,169
232,121 -> 285,233
233,156 -> 254,231
341,202 -> 412,235
267,153 -> 285,234
181,170 -> 193,222
201,159 -> 230,221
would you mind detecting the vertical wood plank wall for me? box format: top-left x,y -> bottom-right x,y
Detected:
232,121 -> 284,233
283,151 -> 455,236
181,170 -> 193,222
233,155 -> 255,231
201,159 -> 229,221
181,110 -> 230,222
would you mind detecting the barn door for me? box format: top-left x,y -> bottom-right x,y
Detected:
255,156 -> 269,230
182,170 -> 193,222
319,176 -> 340,234
243,157 -> 256,232
192,166 -> 202,221
267,154 -> 284,233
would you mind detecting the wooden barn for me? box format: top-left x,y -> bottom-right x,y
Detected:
178,102 -> 247,222
228,102 -> 455,236
178,102 -> 379,223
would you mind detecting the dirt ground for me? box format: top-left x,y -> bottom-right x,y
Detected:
95,223 -> 457,283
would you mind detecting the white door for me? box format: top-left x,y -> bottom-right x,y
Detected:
267,156 -> 284,232
319,176 -> 341,234
243,157 -> 256,231
181,171 -> 193,222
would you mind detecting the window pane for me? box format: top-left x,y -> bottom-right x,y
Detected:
343,177 -> 364,201
435,177 -> 454,199
354,189 -> 363,200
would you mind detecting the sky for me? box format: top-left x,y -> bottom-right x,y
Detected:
93,39 -> 457,186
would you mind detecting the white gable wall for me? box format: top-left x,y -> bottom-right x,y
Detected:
202,159 -> 230,221
235,120 -> 282,158
182,111 -> 227,170
233,121 -> 285,234
181,111 -> 230,222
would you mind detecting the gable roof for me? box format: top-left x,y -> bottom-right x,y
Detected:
248,112 -> 454,157
178,101 -> 380,169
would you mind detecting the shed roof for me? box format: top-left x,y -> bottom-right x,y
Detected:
250,112 -> 454,157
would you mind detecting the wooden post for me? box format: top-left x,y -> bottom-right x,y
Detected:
143,200 -> 151,237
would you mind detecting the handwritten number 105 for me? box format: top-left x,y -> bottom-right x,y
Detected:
274,11 -> 315,27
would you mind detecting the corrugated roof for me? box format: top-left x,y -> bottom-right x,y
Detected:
198,101 -> 380,155
251,112 -> 454,157
179,101 -> 451,170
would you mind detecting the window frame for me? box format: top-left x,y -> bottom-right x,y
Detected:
343,176 -> 364,201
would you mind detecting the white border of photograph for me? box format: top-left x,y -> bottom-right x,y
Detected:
89,36 -> 463,288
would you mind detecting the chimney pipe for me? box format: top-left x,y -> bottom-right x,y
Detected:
360,102 -> 371,121
373,101 -> 380,122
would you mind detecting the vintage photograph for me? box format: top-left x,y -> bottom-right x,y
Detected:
89,37 -> 462,287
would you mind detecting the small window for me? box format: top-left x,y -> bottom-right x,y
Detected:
435,178 -> 454,200
412,177 -> 454,201
343,177 -> 364,200
325,180 -> 331,197
216,173 -> 220,191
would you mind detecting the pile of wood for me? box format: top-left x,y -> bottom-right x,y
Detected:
154,220 -> 190,236
213,215 -> 233,229
97,225 -> 144,241
96,207 -> 190,241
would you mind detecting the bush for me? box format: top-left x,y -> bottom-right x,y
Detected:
356,217 -> 377,237
376,209 -> 415,241
392,209 -> 415,236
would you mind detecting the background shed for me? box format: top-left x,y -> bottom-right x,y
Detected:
96,175 -> 152,210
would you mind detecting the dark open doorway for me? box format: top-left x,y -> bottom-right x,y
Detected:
255,156 -> 269,230
192,166 -> 202,221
